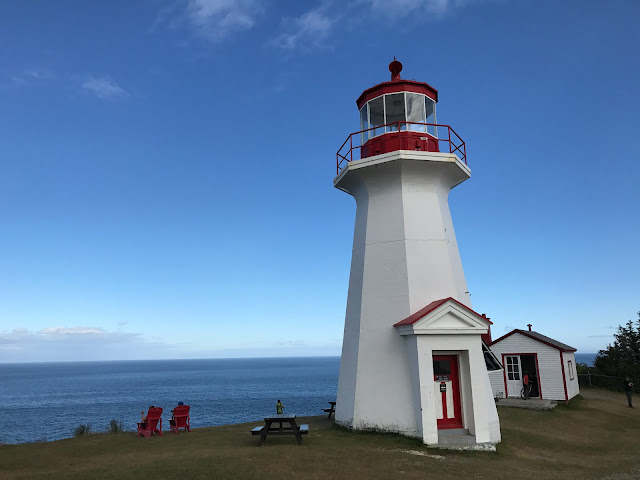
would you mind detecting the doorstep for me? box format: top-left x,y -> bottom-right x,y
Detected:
430,429 -> 496,452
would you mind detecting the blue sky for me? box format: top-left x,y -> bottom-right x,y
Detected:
1,0 -> 638,362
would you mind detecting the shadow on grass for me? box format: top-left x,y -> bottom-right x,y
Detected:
328,421 -> 499,459
329,422 -> 423,446
554,394 -> 584,410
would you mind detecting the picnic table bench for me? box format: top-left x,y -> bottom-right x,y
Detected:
250,414 -> 309,445
323,401 -> 336,419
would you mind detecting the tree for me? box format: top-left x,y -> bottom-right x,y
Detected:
594,312 -> 640,379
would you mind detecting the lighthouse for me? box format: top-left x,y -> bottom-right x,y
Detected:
334,60 -> 501,447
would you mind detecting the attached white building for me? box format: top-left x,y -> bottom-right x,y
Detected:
488,326 -> 579,401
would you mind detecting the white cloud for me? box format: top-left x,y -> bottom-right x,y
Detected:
37,326 -> 107,335
0,68 -> 55,89
12,69 -> 53,84
81,76 -> 129,101
0,326 -> 341,362
186,0 -> 263,40
271,0 -> 486,53
0,326 -> 174,362
274,5 -> 337,52
360,0 -> 492,17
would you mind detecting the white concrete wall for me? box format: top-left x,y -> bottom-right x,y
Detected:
409,336 -> 437,443
562,352 -> 580,400
488,333 -> 568,401
458,350 -> 475,436
405,336 -> 425,438
400,159 -> 472,312
484,370 -> 502,442
335,157 -> 415,435
334,151 -> 472,435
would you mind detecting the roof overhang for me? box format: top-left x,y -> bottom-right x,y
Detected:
490,329 -> 577,352
356,79 -> 439,108
394,297 -> 491,336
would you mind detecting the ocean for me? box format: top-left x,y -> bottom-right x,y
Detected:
0,353 -> 598,445
0,357 -> 340,444
575,353 -> 597,366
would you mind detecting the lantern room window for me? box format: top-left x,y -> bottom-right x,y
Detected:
425,97 -> 437,136
359,105 -> 369,132
385,93 -> 406,132
369,96 -> 385,138
360,92 -> 437,142
406,93 -> 426,132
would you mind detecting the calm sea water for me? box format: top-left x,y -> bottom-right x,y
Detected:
575,353 -> 597,366
0,357 -> 340,444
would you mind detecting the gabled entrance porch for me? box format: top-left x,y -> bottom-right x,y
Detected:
394,297 -> 502,447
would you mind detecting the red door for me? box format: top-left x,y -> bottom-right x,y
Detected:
433,355 -> 463,429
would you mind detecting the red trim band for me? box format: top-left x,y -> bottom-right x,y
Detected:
560,351 -> 569,401
356,80 -> 438,109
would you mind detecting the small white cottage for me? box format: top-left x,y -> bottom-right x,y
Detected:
488,325 -> 580,401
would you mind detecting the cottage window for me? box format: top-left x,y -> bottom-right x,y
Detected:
568,360 -> 575,380
506,355 -> 520,381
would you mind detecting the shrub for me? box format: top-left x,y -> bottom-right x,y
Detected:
73,424 -> 92,437
108,419 -> 124,433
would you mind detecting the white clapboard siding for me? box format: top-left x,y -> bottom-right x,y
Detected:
562,352 -> 580,400
489,332 -> 567,401
489,370 -> 506,399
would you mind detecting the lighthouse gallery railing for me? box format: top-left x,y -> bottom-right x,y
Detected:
336,122 -> 466,174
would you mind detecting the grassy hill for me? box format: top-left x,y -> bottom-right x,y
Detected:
1,389 -> 637,480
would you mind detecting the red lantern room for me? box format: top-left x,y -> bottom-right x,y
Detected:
337,59 -> 466,173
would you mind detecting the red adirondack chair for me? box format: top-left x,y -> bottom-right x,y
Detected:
169,405 -> 190,433
137,407 -> 163,437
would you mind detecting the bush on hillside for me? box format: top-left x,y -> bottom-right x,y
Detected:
576,362 -> 591,375
73,424 -> 92,437
108,419 -> 124,433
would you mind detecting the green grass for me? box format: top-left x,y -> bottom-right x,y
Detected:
1,389 -> 638,480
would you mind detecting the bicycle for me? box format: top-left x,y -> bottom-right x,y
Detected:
520,383 -> 533,400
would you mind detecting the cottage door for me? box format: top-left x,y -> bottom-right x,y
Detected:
433,355 -> 463,429
505,355 -> 523,397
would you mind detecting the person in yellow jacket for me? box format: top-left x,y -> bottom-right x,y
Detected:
276,399 -> 284,414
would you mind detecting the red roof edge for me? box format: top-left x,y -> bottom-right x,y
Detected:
489,329 -> 577,352
356,79 -> 439,109
393,297 -> 493,327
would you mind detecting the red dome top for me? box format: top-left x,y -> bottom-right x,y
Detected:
356,59 -> 439,109
389,57 -> 403,81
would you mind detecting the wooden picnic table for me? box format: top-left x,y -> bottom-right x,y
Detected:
250,414 -> 309,446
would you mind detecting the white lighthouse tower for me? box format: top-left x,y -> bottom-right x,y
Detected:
334,60 -> 501,447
